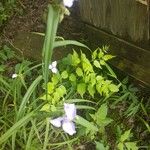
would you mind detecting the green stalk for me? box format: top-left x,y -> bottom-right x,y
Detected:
42,118 -> 50,150
42,4 -> 60,86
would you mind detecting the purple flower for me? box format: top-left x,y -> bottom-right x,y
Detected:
64,103 -> 76,121
50,103 -> 77,135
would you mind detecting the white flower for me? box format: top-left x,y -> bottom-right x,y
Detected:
12,73 -> 18,79
50,103 -> 77,135
63,0 -> 74,7
64,103 -> 76,121
50,117 -> 63,128
49,61 -> 58,74
62,118 -> 76,135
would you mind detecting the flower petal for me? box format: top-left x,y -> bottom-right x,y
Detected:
63,0 -> 74,7
52,67 -> 58,74
64,103 -> 76,121
12,74 -> 18,79
52,61 -> 57,68
50,117 -> 63,128
62,119 -> 76,135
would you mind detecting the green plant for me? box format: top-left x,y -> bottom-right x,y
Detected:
0,1 -> 18,25
0,1 -> 149,150
117,129 -> 138,150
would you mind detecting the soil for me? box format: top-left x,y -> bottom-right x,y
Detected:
0,0 -> 85,48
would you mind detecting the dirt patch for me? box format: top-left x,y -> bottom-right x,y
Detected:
0,0 -> 48,45
0,0 -> 85,47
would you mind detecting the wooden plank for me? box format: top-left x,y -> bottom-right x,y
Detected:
83,24 -> 150,86
79,0 -> 149,47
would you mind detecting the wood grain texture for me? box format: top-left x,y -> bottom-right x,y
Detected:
79,0 -> 149,45
83,24 -> 150,86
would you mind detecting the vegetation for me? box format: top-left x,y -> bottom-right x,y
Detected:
0,0 -> 19,26
0,1 -> 149,150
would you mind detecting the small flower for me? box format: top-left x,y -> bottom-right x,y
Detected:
49,61 -> 58,74
62,118 -> 76,135
50,117 -> 63,128
50,103 -> 77,135
12,73 -> 18,79
63,0 -> 74,7
64,103 -> 76,121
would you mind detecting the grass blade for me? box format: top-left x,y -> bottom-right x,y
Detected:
17,75 -> 42,120
53,40 -> 90,50
0,111 -> 35,145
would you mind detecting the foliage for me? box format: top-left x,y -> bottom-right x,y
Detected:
0,0 -> 20,26
0,2 -> 149,150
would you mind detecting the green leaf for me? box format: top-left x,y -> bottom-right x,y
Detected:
52,74 -> 60,85
76,67 -> 83,76
97,104 -> 108,121
95,142 -> 106,150
102,118 -> 113,126
81,52 -> 93,73
88,84 -> 95,97
66,99 -> 96,104
53,92 -> 60,104
71,51 -> 80,66
125,142 -> 138,150
0,65 -> 5,72
61,70 -> 68,79
109,84 -> 119,93
53,40 -> 90,50
77,83 -> 86,97
84,74 -> 90,83
75,115 -> 98,132
105,63 -> 117,79
94,60 -> 101,68
40,104 -> 50,112
76,105 -> 96,111
0,111 -> 35,145
40,94 -> 51,101
100,60 -> 105,65
117,143 -> 124,150
96,75 -> 104,83
17,75 -> 42,120
103,55 -> 115,61
56,85 -> 66,97
69,73 -> 76,82
92,49 -> 98,60
43,4 -> 60,90
120,130 -> 131,142
98,50 -> 104,59
47,82 -> 55,94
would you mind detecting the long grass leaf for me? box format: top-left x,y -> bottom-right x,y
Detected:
66,99 -> 96,104
17,75 -> 42,120
0,111 -> 35,145
76,105 -> 96,111
42,119 -> 50,150
53,40 -> 90,50
43,5 -> 60,86
75,115 -> 98,132
25,122 -> 34,150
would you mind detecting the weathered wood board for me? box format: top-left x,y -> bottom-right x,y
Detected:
79,0 -> 150,48
79,0 -> 150,86
82,24 -> 150,86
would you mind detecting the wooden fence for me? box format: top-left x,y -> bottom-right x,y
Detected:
79,0 -> 150,86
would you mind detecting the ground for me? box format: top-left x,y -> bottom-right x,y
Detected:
0,0 -> 85,59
